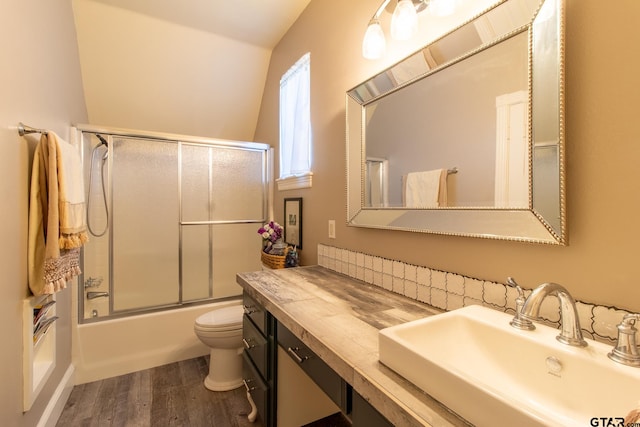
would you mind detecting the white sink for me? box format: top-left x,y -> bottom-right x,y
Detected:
379,304 -> 640,427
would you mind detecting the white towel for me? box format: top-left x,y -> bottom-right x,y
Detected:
57,136 -> 87,242
404,169 -> 447,208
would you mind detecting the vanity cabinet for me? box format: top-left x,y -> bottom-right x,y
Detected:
238,267 -> 468,427
242,291 -> 393,427
242,292 -> 276,427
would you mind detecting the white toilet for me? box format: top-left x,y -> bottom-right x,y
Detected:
193,304 -> 244,391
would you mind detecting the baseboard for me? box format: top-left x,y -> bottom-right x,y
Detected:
37,364 -> 75,427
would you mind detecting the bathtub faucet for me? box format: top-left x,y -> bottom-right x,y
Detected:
510,280 -> 587,347
87,291 -> 109,300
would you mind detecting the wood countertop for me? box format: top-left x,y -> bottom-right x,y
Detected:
236,265 -> 471,427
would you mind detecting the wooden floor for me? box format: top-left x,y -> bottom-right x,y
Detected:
57,356 -> 262,427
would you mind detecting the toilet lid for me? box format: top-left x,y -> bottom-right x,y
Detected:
195,305 -> 243,330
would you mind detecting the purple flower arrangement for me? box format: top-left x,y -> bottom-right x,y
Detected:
258,221 -> 283,252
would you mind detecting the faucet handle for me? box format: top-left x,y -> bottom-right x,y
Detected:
508,277 -> 525,302
608,314 -> 640,367
508,277 -> 535,331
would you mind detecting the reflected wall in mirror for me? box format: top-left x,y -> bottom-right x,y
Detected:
346,0 -> 565,244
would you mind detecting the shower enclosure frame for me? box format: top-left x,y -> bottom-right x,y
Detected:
75,124 -> 272,323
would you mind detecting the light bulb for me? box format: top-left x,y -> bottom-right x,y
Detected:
391,0 -> 418,41
362,20 -> 386,59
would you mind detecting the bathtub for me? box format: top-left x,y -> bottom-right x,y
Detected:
71,297 -> 241,384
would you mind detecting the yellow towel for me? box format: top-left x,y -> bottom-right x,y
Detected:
28,132 -> 88,295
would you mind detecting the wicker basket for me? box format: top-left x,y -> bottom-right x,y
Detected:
261,249 -> 288,269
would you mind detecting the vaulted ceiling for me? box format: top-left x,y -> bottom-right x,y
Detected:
88,0 -> 312,49
72,0 -> 312,141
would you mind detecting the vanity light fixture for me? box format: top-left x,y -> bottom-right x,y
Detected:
362,0 -> 457,60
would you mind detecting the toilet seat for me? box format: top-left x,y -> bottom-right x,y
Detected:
195,305 -> 243,332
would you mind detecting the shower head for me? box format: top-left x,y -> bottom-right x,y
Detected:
95,134 -> 109,160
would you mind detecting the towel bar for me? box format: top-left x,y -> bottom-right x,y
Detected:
17,122 -> 48,136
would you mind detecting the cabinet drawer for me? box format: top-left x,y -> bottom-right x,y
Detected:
242,352 -> 269,424
277,322 -> 350,413
243,292 -> 267,334
243,316 -> 268,378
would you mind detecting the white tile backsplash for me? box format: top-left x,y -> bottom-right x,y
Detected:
373,256 -> 383,272
382,273 -> 393,291
417,284 -> 430,304
416,266 -> 430,286
431,270 -> 447,290
318,244 -> 637,344
383,259 -> 393,275
466,278 -> 484,301
431,288 -> 447,310
446,273 -> 465,296
404,280 -> 418,299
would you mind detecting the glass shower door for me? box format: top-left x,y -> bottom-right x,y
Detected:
111,137 -> 180,312
181,144 -> 266,301
79,126 -> 269,322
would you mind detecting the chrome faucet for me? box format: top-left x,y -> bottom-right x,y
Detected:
509,278 -> 588,347
608,314 -> 640,367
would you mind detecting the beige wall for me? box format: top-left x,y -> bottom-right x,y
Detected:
254,0 -> 640,312
0,0 -> 88,425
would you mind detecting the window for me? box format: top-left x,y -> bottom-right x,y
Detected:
278,52 -> 312,190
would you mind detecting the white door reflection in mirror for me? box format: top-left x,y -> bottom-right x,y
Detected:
494,90 -> 529,208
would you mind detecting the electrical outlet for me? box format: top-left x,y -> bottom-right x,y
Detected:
328,220 -> 336,239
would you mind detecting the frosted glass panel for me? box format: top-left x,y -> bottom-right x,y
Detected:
112,138 -> 180,311
211,223 -> 263,299
211,148 -> 265,221
182,225 -> 212,301
181,144 -> 211,223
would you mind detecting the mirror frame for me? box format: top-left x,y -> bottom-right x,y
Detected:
346,0 -> 566,245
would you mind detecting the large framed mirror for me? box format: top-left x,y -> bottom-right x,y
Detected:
346,0 -> 565,244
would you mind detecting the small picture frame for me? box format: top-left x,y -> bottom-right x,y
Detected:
284,197 -> 302,250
